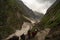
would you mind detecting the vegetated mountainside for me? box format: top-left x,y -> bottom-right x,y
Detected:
45,0 -> 60,40
35,0 -> 60,40
16,0 -> 36,18
0,0 -> 36,39
16,0 -> 44,22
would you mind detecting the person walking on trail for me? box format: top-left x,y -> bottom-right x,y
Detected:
21,34 -> 25,40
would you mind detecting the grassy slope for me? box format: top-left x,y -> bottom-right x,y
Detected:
38,0 -> 60,40
39,0 -> 60,29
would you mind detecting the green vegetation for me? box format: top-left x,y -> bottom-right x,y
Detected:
37,0 -> 60,40
0,0 -> 31,39
38,1 -> 60,28
0,0 -> 21,39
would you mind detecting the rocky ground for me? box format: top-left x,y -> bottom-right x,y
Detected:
5,22 -> 50,40
31,28 -> 50,40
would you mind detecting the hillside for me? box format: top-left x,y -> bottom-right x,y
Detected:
34,0 -> 60,40
0,0 -> 44,39
0,0 -> 35,39
45,0 -> 60,40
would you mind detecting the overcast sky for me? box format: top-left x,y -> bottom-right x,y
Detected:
21,0 -> 56,14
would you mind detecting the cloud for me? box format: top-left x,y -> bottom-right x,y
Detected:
37,0 -> 56,3
21,0 -> 56,14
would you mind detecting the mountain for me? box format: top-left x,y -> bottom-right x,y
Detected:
34,0 -> 60,40
45,0 -> 60,40
34,11 -> 44,21
0,0 -> 38,39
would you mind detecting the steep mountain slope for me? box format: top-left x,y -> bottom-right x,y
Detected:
36,0 -> 60,28
35,0 -> 60,40
45,0 -> 60,40
0,0 -> 35,39
16,0 -> 35,18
